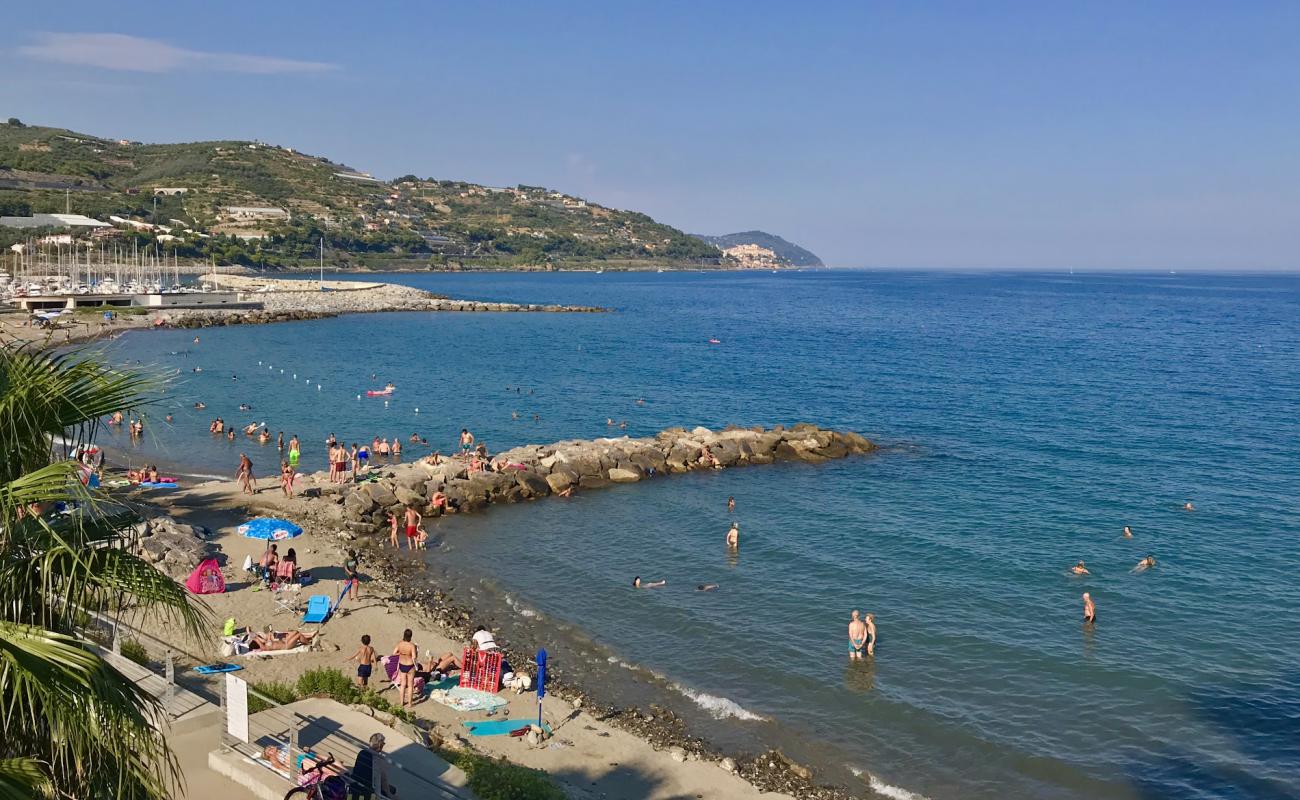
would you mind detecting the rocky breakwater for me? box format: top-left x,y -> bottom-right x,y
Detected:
126,515 -> 219,581
336,424 -> 874,536
201,273 -> 606,315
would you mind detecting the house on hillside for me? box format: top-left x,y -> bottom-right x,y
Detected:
222,206 -> 289,222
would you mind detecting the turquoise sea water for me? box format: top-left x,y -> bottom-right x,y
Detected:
105,271 -> 1300,799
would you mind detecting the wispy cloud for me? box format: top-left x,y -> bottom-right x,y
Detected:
18,32 -> 337,75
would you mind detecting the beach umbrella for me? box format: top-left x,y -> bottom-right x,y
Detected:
238,517 -> 303,541
536,648 -> 547,727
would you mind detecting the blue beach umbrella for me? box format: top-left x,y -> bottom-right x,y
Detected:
536,648 -> 547,726
238,517 -> 303,541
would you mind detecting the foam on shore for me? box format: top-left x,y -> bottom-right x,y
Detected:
671,683 -> 767,721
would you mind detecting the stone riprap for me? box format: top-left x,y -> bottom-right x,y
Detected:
127,515 -> 219,580
201,273 -> 605,314
333,424 -> 873,536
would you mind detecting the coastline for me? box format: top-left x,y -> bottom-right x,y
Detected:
0,274 -> 607,348
116,450 -> 869,800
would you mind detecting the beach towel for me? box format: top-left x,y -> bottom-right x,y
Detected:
194,663 -> 243,675
430,686 -> 507,713
462,719 -> 551,737
185,558 -> 225,595
238,645 -> 312,658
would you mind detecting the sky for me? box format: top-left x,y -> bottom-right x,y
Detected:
2,1 -> 1297,270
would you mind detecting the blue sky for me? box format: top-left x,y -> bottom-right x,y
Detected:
2,1 -> 1297,269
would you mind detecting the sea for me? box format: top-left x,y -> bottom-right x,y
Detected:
100,270 -> 1300,800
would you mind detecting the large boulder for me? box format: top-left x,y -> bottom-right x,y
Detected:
578,475 -> 611,490
608,467 -> 640,483
344,490 -> 377,517
393,486 -> 426,508
514,470 -> 551,498
545,469 -> 578,493
361,481 -> 399,508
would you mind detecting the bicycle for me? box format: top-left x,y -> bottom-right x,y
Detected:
282,753 -> 349,800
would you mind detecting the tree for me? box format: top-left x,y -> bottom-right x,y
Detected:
4,118 -> 23,128
0,346 -> 206,800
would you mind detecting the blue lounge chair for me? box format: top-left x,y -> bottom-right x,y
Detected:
302,595 -> 331,624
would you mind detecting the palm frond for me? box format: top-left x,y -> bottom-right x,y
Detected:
0,757 -> 51,800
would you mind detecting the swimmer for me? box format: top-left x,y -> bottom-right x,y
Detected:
1082,592 -> 1096,624
1183,501 -> 1195,511
164,414 -> 173,423
727,496 -> 735,513
1070,560 -> 1090,576
1123,525 -> 1133,539
1132,555 -> 1157,573
848,610 -> 867,660
194,402 -> 205,410
193,336 -> 200,343
606,418 -> 614,426
726,522 -> 739,548
696,583 -> 719,592
632,576 -> 666,589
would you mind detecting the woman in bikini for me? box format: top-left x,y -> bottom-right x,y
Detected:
393,629 -> 419,708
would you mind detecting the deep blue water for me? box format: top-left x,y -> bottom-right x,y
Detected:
105,271 -> 1300,799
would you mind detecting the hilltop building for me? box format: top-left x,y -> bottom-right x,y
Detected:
0,213 -> 111,229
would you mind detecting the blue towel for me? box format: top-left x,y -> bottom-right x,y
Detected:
194,663 -> 243,674
462,719 -> 551,737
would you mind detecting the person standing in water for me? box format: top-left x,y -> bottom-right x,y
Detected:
727,496 -> 736,513
864,613 -> 877,656
848,610 -> 867,660
726,522 -> 739,548
403,504 -> 422,549
1082,593 -> 1096,624
236,453 -> 255,495
1123,525 -> 1133,539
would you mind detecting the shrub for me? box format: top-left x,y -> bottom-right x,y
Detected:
249,680 -> 298,712
296,668 -> 360,703
119,638 -> 150,667
443,751 -> 564,800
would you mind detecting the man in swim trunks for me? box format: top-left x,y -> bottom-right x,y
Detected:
460,428 -> 474,454
349,634 -> 376,687
403,504 -> 422,549
848,610 -> 867,659
1071,560 -> 1090,575
726,522 -> 739,548
1082,592 -> 1096,624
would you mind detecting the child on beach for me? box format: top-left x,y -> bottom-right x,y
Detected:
344,549 -> 361,600
387,511 -> 399,549
348,634 -> 377,687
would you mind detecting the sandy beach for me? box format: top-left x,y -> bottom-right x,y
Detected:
131,472 -> 823,800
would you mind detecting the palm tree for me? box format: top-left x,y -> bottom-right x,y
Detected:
0,345 -> 206,800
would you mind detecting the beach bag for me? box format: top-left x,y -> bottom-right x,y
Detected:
242,554 -> 254,572
223,618 -> 237,636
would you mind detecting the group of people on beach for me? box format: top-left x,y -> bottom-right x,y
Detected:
348,624 -> 508,711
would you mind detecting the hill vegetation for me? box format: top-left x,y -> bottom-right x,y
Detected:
0,119 -> 726,270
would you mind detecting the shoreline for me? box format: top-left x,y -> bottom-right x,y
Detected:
0,274 -> 607,347
113,438 -> 873,799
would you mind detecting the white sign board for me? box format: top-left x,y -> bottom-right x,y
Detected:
225,674 -> 249,743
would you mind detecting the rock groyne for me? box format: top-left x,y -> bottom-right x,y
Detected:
202,273 -> 606,314
332,424 -> 873,536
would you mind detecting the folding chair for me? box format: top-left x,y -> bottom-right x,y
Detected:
273,591 -> 299,616
302,594 -> 331,624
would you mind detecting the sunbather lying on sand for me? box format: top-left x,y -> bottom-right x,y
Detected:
251,629 -> 315,651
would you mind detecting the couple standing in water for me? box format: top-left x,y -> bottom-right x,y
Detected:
848,609 -> 876,658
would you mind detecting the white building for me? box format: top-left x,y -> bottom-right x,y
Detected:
223,206 -> 289,221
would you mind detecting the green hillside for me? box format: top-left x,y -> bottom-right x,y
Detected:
0,119 -> 722,270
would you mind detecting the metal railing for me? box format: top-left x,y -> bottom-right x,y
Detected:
216,681 -> 470,800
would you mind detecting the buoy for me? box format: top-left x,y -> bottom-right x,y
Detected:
317,385 -> 321,391
293,374 -> 297,379
414,408 -> 419,413
384,400 -> 389,407
356,394 -> 361,400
